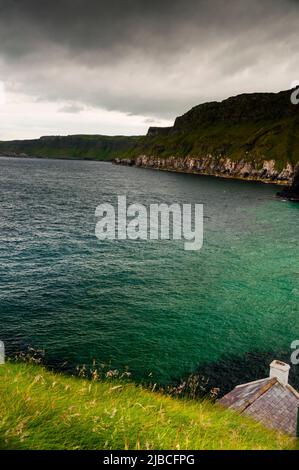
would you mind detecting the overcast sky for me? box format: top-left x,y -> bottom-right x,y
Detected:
0,0 -> 298,139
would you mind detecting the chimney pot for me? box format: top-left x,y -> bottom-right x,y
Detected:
269,360 -> 290,386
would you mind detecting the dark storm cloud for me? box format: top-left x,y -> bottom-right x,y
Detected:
0,0 -> 299,118
0,0 -> 293,57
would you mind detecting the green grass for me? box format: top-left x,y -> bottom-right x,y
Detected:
0,135 -> 141,161
0,363 -> 296,450
126,118 -> 299,170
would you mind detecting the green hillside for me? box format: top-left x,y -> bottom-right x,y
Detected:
0,363 -> 295,450
126,90 -> 299,171
0,134 -> 141,161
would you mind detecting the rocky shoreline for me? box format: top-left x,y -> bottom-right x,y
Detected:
0,151 -> 31,158
114,155 -> 295,186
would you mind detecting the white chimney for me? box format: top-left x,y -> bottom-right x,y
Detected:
269,360 -> 290,386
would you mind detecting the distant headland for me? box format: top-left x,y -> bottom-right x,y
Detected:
1,89 -> 299,198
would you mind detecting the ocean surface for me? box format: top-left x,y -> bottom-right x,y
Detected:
0,157 -> 298,390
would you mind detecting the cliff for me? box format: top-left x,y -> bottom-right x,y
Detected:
118,89 -> 299,185
0,134 -> 141,161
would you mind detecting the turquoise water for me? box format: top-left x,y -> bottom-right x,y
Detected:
0,157 -> 298,386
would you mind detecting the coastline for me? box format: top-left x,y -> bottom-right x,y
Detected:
114,156 -> 292,186
0,153 -> 110,162
134,163 -> 289,186
0,152 -> 293,187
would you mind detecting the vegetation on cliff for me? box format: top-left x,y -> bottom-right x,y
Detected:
0,134 -> 141,161
125,90 -> 299,174
0,363 -> 295,450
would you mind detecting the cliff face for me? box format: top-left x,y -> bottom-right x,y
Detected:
119,89 -> 299,184
132,155 -> 294,184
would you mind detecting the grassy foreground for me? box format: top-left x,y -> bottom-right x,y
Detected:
0,363 -> 295,450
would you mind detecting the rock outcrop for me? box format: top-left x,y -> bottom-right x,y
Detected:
277,166 -> 299,200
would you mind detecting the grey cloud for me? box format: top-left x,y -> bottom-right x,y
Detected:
0,0 -> 298,120
144,118 -> 158,124
58,103 -> 85,114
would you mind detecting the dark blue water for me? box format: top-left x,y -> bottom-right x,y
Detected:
0,157 -> 298,385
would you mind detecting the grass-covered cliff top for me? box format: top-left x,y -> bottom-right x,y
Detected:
0,134 -> 141,161
0,363 -> 295,450
126,89 -> 299,170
